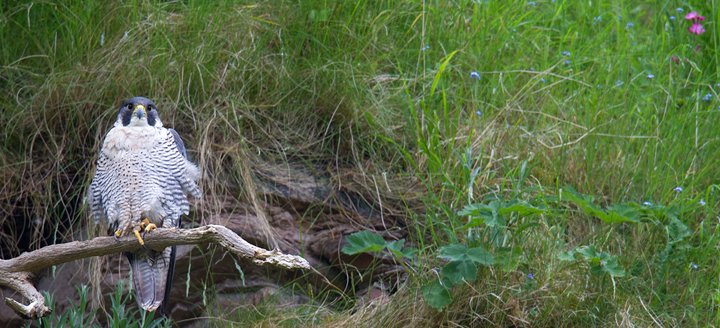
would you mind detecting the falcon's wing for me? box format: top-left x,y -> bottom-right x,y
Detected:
168,128 -> 187,159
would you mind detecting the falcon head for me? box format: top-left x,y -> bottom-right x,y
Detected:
117,97 -> 162,127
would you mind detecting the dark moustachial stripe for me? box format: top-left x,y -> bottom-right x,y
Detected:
146,106 -> 156,126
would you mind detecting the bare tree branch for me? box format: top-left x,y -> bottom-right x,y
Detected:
0,225 -> 312,319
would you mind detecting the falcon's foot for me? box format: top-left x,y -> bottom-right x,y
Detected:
133,230 -> 147,250
140,218 -> 157,239
114,230 -> 122,241
133,219 -> 158,250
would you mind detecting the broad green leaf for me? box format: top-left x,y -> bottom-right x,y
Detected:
562,186 -> 639,224
498,200 -> 547,216
341,231 -> 387,255
577,245 -> 599,261
466,247 -> 495,266
386,239 -> 405,253
485,200 -> 506,227
438,244 -> 494,266
601,257 -> 626,277
437,243 -> 468,261
386,239 -> 418,258
420,278 -> 453,310
558,250 -> 576,261
442,260 -> 477,284
457,203 -> 491,229
400,247 -> 419,258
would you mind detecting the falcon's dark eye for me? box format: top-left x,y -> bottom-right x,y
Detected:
148,105 -> 154,111
126,104 -> 132,110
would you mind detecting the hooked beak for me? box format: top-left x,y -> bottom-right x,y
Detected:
133,105 -> 146,119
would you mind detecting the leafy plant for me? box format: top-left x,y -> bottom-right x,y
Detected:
341,231 -> 418,260
27,281 -> 169,328
559,245 -> 626,277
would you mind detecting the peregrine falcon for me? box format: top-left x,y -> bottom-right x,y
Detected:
89,97 -> 201,313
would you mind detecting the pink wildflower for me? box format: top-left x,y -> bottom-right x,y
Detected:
685,12 -> 706,35
685,12 -> 705,22
689,23 -> 706,35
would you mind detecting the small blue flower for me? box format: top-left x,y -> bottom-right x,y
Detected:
626,22 -> 634,29
562,51 -> 571,56
421,46 -> 430,51
470,71 -> 480,79
646,74 -> 654,79
442,258 -> 452,262
564,60 -> 571,65
527,273 -> 534,280
475,110 -> 482,116
692,264 -> 698,269
540,78 -> 546,83
528,2 -> 535,6
643,201 -> 653,206
700,200 -> 707,206
677,8 -> 683,12
702,93 -> 713,101
615,80 -> 624,87
674,187 -> 682,193
618,15 -> 622,21
669,16 -> 676,21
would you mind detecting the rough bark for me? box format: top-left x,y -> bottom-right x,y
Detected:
0,225 -> 311,319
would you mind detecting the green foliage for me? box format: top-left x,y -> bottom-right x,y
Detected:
29,285 -> 99,328
2,0 -> 720,326
419,278 -> 453,310
28,281 -> 169,328
561,186 -> 642,224
458,199 -> 547,229
342,231 -> 418,259
559,245 -> 626,277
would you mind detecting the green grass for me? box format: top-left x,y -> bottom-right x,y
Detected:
1,0 -> 719,326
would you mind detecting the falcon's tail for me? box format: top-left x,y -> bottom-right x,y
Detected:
125,245 -> 175,313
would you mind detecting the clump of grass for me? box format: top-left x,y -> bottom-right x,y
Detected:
26,281 -> 168,328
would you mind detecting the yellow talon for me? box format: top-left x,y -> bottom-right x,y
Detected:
134,230 -> 147,250
140,218 -> 157,232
